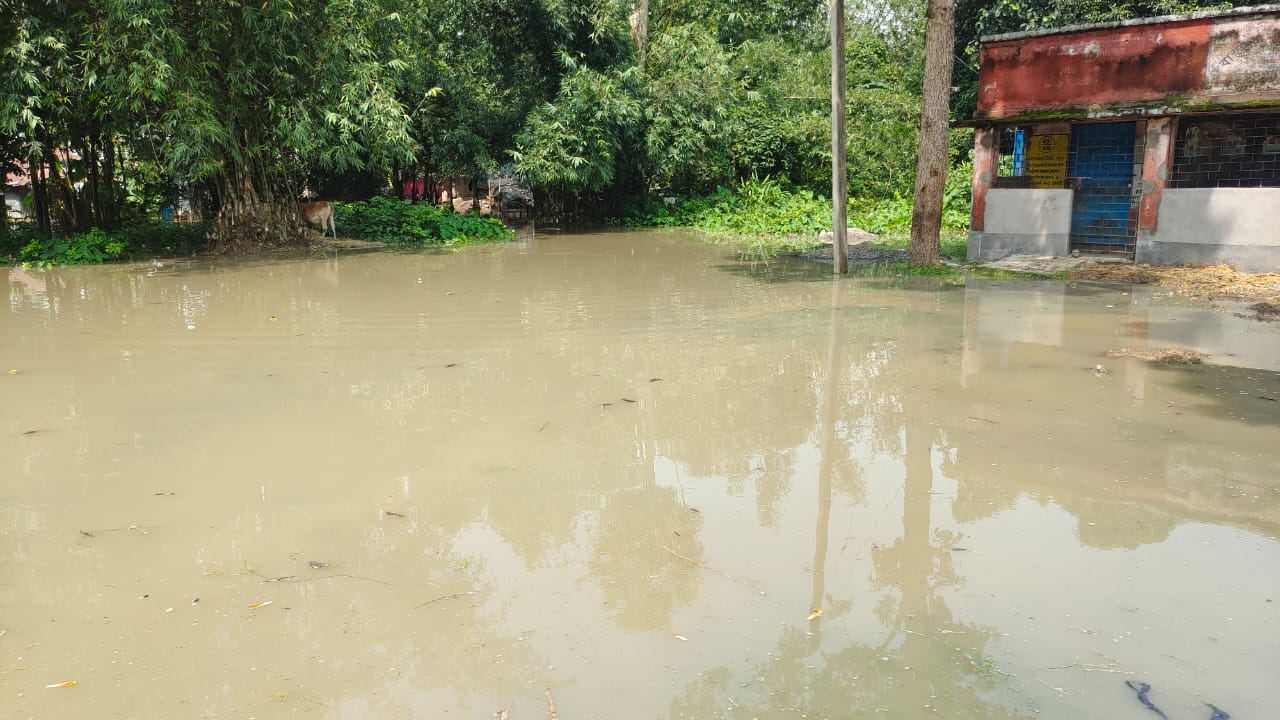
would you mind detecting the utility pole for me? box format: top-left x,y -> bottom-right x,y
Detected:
830,0 -> 848,274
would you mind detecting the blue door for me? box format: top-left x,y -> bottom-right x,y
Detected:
1068,122 -> 1138,255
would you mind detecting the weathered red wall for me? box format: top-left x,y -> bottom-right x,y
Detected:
976,12 -> 1280,120
977,20 -> 1213,120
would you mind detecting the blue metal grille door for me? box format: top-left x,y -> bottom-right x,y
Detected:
1068,122 -> 1140,255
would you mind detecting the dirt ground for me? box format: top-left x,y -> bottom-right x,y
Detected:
1070,261 -> 1280,323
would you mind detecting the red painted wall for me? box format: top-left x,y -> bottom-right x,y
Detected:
977,20 -> 1213,120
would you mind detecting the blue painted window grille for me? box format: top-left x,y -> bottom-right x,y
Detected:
996,127 -> 1031,186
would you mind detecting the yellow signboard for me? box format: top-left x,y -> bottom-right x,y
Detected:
1027,134 -> 1069,189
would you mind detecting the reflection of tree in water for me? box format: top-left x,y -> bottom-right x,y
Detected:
665,279 -> 1028,720
588,483 -> 704,631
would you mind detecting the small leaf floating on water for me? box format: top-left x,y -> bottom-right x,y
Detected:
621,398 -> 637,403
308,560 -> 329,569
444,363 -> 458,368
807,609 -> 823,621
154,491 -> 175,496
248,600 -> 274,610
673,633 -> 689,641
272,691 -> 289,702
383,510 -> 405,519
45,681 -> 76,689
649,377 -> 662,382
128,524 -> 148,535
269,315 -> 277,321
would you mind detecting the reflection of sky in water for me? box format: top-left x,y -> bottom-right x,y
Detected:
1,236 -> 1277,720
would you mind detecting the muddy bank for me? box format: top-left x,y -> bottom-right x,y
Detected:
800,244 -> 907,264
315,236 -> 389,251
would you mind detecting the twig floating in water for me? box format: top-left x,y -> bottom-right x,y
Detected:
661,545 -> 761,592
266,574 -> 392,586
414,590 -> 478,609
545,686 -> 559,720
967,416 -> 999,424
538,422 -> 550,432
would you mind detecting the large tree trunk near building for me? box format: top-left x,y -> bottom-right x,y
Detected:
908,0 -> 955,267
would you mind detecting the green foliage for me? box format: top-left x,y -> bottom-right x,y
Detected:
333,197 -> 513,245
8,220 -> 209,266
436,212 -> 516,243
642,24 -> 738,193
1,221 -> 43,261
622,176 -> 831,237
512,66 -> 644,194
20,228 -> 125,266
112,222 -> 211,257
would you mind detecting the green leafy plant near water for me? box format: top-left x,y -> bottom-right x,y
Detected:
8,222 -> 211,266
621,164 -> 973,256
20,228 -> 125,266
333,198 -> 514,245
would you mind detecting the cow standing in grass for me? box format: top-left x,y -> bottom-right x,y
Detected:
300,201 -> 336,238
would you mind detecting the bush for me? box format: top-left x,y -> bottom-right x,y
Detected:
1,221 -> 45,262
20,228 -> 126,266
6,220 -> 210,266
333,197 -> 513,245
622,176 -> 831,237
114,221 -> 211,257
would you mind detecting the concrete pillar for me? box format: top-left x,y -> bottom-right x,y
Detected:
971,127 -> 998,232
1138,117 -> 1175,234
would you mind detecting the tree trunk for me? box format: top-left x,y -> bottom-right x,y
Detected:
209,172 -> 309,254
630,1 -> 649,69
908,0 -> 955,267
101,132 -> 119,229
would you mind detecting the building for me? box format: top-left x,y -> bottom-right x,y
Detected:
967,5 -> 1280,271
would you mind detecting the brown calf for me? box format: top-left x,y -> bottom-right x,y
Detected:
300,201 -> 336,238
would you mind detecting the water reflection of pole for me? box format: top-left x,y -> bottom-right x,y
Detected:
811,279 -> 843,638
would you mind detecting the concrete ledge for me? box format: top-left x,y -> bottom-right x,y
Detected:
1135,240 -> 1280,273
968,231 -> 1071,261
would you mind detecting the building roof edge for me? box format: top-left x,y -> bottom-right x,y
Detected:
980,4 -> 1280,44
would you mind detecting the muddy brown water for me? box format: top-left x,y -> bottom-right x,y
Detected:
3,230 -> 1278,719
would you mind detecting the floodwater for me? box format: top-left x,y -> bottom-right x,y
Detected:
2,230 -> 1278,720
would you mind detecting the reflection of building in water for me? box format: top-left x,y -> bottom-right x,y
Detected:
957,278 -> 1280,544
